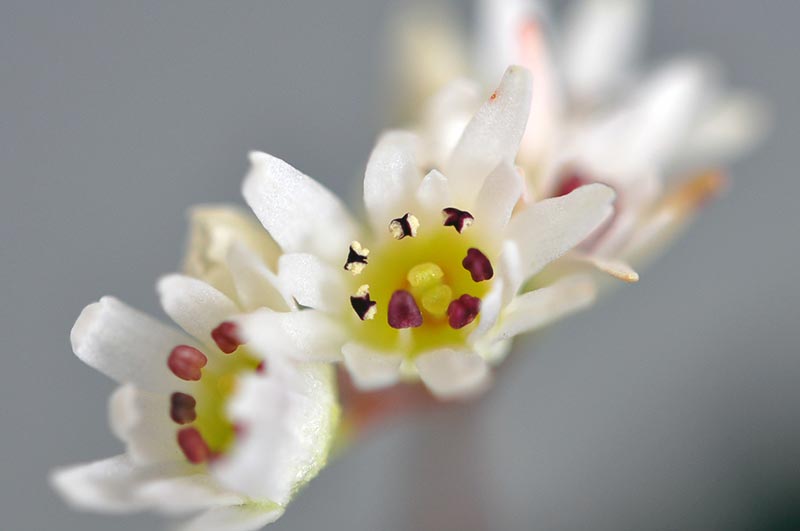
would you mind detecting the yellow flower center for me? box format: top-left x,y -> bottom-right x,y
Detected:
345,211 -> 496,358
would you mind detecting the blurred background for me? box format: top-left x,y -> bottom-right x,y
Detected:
1,1 -> 798,529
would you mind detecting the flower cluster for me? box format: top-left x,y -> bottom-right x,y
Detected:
51,0 -> 764,529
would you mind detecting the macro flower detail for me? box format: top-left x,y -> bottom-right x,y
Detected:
51,242 -> 339,530
235,67 -> 612,399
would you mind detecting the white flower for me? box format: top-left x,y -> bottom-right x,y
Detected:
51,210 -> 339,531
394,0 -> 766,279
236,66 -> 612,400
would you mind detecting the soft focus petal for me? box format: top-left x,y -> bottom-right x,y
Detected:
490,275 -> 596,341
415,349 -> 491,400
214,361 -> 338,504
71,297 -> 193,392
473,161 -> 523,235
562,0 -> 646,103
446,66 -> 533,206
420,79 -> 482,167
363,131 -> 422,233
50,455 -> 189,514
158,275 -> 239,346
242,152 -> 360,264
177,505 -> 285,531
226,242 -> 294,313
626,58 -> 715,169
507,183 -> 615,276
109,385 -> 183,464
573,253 -> 640,283
183,205 -> 282,299
278,253 -> 348,313
679,91 -> 769,167
341,342 -> 403,390
237,309 -> 346,362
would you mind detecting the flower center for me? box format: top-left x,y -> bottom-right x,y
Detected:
344,209 -> 495,357
167,322 -> 262,464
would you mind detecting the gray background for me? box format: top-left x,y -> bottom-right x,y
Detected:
1,1 -> 798,530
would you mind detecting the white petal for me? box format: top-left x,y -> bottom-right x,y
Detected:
473,162 -> 523,235
137,475 -> 245,515
469,277 -> 505,342
499,240 -> 525,305
71,297 -> 193,392
363,131 -> 422,234
237,309 -> 346,362
177,505 -> 285,531
278,253 -> 348,313
491,275 -> 597,341
416,169 -> 452,214
109,385 -> 183,464
626,59 -> 715,169
242,152 -> 360,264
415,349 -> 491,400
562,0 -> 646,103
680,91 -> 769,166
341,342 -> 403,390
226,242 -> 294,313
476,0 -> 544,81
573,253 -> 639,283
158,275 -> 239,347
445,66 -> 533,206
506,183 -> 615,277
420,79 -> 482,166
214,362 -> 338,504
50,455 -> 189,514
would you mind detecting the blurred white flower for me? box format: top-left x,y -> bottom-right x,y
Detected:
51,210 -> 339,531
238,67 -> 611,400
394,0 -> 767,279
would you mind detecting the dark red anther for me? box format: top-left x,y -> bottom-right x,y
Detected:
387,290 -> 423,329
168,345 -> 208,381
177,427 -> 211,464
170,392 -> 197,425
256,360 -> 267,374
553,170 -> 589,197
447,294 -> 481,329
442,207 -> 474,233
462,248 -> 494,282
211,321 -> 241,354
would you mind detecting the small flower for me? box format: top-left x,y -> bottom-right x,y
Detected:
235,67 -> 611,400
51,217 -> 339,530
394,0 -> 766,281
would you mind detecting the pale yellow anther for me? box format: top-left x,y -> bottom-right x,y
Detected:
421,284 -> 452,317
407,263 -> 444,290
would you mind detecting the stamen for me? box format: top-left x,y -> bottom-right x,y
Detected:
442,207 -> 474,233
168,345 -> 208,381
389,213 -> 420,240
462,248 -> 494,282
388,290 -> 423,329
170,392 -> 197,425
447,295 -> 481,329
177,427 -> 211,464
350,284 -> 377,321
344,241 -> 370,275
211,321 -> 241,354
